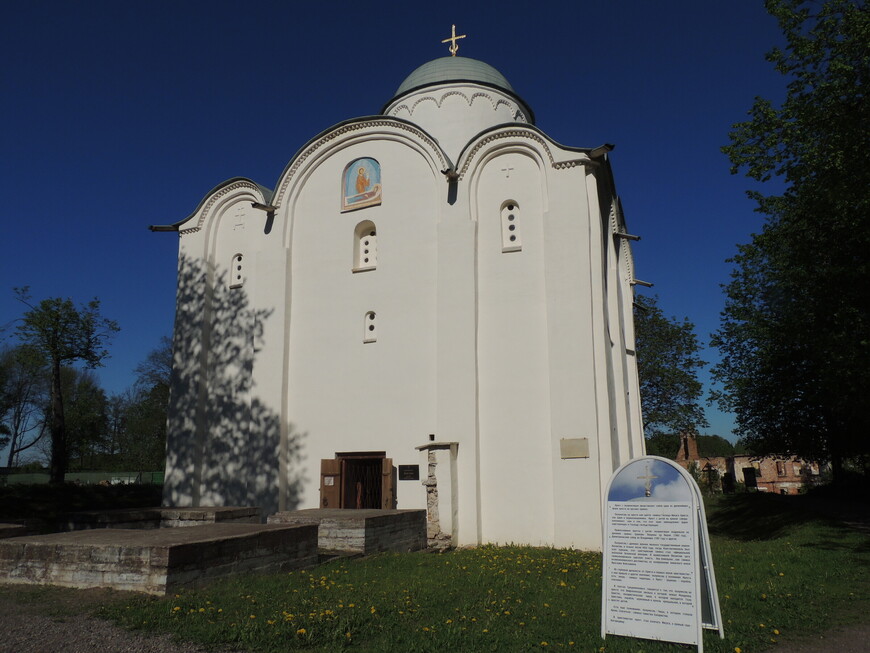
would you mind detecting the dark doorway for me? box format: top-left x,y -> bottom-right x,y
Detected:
320,452 -> 396,509
342,457 -> 383,509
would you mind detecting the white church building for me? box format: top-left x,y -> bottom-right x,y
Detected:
154,42 -> 646,551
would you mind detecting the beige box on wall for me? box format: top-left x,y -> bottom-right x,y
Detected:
560,438 -> 590,459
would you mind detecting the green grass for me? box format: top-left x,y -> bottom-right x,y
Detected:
96,493 -> 870,652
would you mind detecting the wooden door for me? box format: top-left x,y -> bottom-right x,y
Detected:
381,457 -> 396,509
320,458 -> 342,508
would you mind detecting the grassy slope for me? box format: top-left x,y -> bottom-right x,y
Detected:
91,492 -> 869,653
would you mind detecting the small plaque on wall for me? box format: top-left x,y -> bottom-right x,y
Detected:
398,465 -> 420,481
560,438 -> 590,459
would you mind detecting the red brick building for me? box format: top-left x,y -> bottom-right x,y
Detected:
674,433 -> 822,494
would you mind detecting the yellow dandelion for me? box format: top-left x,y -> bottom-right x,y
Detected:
296,628 -> 306,635
172,606 -> 181,612
774,629 -> 780,635
735,647 -> 742,653
249,615 -> 256,619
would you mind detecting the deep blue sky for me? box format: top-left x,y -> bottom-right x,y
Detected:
1,1 -> 788,442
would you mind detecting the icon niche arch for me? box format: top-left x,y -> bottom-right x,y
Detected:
341,157 -> 382,211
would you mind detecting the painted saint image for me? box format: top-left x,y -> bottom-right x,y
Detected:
342,157 -> 382,211
356,166 -> 370,194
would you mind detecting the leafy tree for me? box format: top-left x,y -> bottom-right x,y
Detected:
713,0 -> 869,479
123,336 -> 171,470
12,288 -> 119,483
696,435 -> 737,458
98,338 -> 171,472
61,368 -> 109,469
634,294 -> 708,437
0,346 -> 48,467
645,432 -> 680,458
133,335 -> 172,392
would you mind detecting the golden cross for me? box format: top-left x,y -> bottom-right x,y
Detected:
441,24 -> 466,57
637,463 -> 660,498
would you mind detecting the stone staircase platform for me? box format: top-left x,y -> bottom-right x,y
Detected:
0,522 -> 317,596
268,508 -> 426,554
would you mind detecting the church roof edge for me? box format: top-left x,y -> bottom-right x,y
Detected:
271,114 -> 454,194
149,177 -> 273,232
453,121 -> 615,170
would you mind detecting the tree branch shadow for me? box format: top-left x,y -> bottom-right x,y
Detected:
162,255 -> 305,518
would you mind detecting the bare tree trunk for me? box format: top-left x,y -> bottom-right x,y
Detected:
48,360 -> 67,485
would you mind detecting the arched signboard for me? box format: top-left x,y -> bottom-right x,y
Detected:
601,456 -> 723,652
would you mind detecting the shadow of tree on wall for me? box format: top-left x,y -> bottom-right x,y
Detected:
163,255 -> 305,518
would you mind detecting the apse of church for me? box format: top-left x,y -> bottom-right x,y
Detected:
153,29 -> 645,551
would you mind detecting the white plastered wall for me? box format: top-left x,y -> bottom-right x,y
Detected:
163,181 -> 284,515
472,147 -> 554,545
277,129 -> 447,514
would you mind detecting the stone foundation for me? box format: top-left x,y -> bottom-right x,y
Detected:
268,509 -> 426,554
62,506 -> 261,531
0,522 -> 317,595
0,524 -> 29,540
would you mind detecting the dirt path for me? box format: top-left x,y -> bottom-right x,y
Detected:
0,587 -> 229,653
771,623 -> 870,653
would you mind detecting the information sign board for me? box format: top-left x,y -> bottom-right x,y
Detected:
601,456 -> 723,652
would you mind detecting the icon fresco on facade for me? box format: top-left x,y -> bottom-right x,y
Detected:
342,158 -> 382,211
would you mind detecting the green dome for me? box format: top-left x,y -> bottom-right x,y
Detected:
393,56 -> 515,97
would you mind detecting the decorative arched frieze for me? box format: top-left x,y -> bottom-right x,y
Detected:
457,128 -> 594,181
386,89 -> 525,121
493,98 -> 526,121
272,119 -> 449,210
179,180 -> 266,236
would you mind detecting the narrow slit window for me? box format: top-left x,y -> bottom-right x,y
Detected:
364,311 -> 377,343
229,253 -> 245,288
353,220 -> 377,271
501,201 -> 522,252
